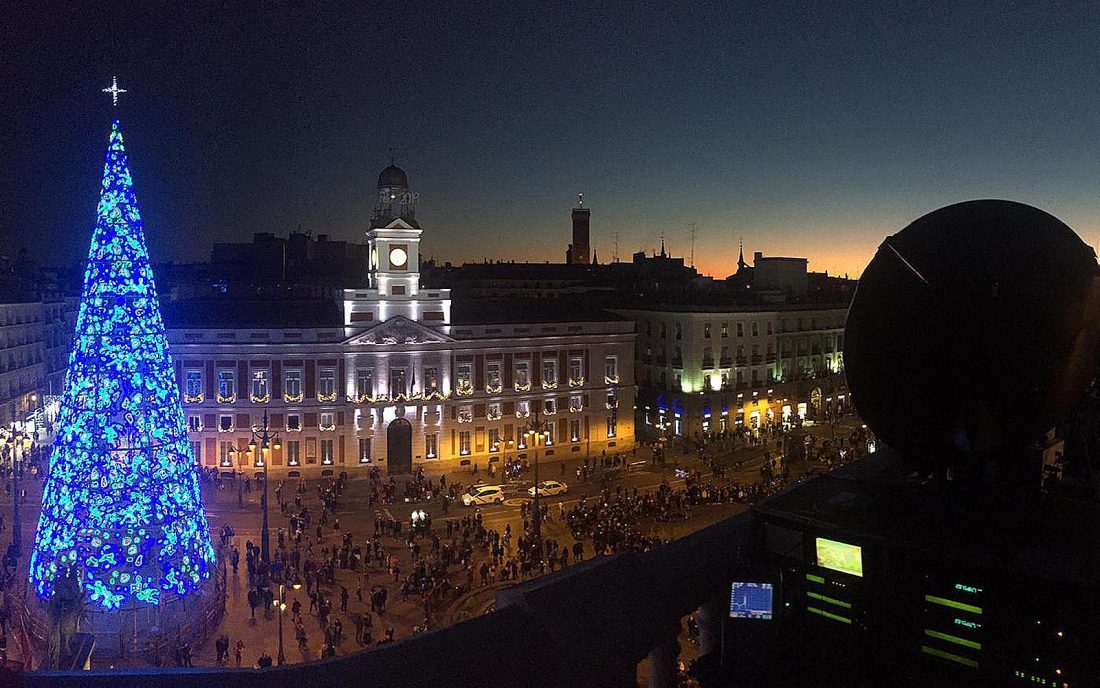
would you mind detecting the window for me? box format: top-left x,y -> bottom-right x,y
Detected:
721,371 -> 730,387
358,438 -> 371,463
218,414 -> 233,432
320,412 -> 335,431
606,389 -> 617,409
219,441 -> 233,466
458,406 -> 474,423
390,368 -> 408,397
570,419 -> 581,442
425,433 -> 438,459
321,439 -> 334,465
185,370 -> 203,402
285,370 -> 303,401
604,356 -> 618,382
318,369 -> 336,400
456,363 -> 473,395
355,368 -> 373,400
721,323 -> 729,338
287,440 -> 301,466
486,361 -> 502,391
704,322 -> 712,338
736,323 -> 744,337
752,322 -> 759,336
660,323 -> 667,338
489,428 -> 501,450
570,394 -> 583,412
423,366 -> 439,393
569,357 -> 584,385
459,431 -> 471,455
217,370 -> 235,401
191,441 -> 202,465
516,399 -> 531,418
675,323 -> 682,340
286,413 -> 302,432
544,398 -> 557,414
487,402 -> 502,421
703,347 -> 713,367
187,415 -> 202,432
767,321 -> 773,335
515,361 -> 530,390
251,369 -> 269,402
542,359 -> 558,387
545,423 -> 555,445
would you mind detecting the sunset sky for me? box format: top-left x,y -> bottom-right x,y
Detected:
7,2 -> 1100,279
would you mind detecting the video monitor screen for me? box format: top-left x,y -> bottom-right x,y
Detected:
729,582 -> 774,620
815,537 -> 863,577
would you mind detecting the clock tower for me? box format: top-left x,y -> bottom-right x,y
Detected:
344,164 -> 451,328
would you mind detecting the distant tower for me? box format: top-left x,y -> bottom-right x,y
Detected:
373,160 -> 418,228
737,237 -> 749,272
568,192 -> 591,265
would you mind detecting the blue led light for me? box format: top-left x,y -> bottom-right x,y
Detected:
29,121 -> 216,609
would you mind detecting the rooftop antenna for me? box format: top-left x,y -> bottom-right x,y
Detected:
388,146 -> 398,166
689,222 -> 697,268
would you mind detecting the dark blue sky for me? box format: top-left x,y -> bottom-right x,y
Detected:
6,1 -> 1100,278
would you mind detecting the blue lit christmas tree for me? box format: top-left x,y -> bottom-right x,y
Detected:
29,120 -> 216,610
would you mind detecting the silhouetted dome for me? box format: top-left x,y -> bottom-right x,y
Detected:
378,165 -> 408,189
845,199 -> 1100,480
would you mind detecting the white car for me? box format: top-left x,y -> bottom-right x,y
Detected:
462,484 -> 505,506
528,480 -> 568,498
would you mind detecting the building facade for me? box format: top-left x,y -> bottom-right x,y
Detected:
617,304 -> 849,439
168,165 -> 635,476
0,294 -> 77,427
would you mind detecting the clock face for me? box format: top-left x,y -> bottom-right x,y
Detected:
389,247 -> 408,268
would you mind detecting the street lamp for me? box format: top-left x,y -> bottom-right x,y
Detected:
274,582 -> 288,665
245,410 -> 281,564
522,411 -> 552,549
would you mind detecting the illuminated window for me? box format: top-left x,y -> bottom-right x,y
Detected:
569,357 -> 584,384
514,361 -> 530,389
284,370 -> 303,399
721,323 -> 729,338
355,368 -> 373,399
321,439 -> 333,465
287,440 -> 300,466
489,428 -> 501,450
487,402 -> 502,421
544,398 -> 557,414
542,359 -> 558,386
704,322 -> 712,338
570,419 -> 581,442
185,370 -> 203,401
605,356 -> 618,382
359,438 -> 371,463
251,369 -> 269,402
318,369 -> 336,400
320,412 -> 335,431
390,367 -> 408,397
607,409 -> 618,438
459,431 -> 471,455
218,414 -> 233,432
422,366 -> 439,393
187,415 -> 202,432
218,370 -> 235,400
737,323 -> 744,337
545,423 -> 555,445
219,441 -> 233,466
752,322 -> 759,336
486,361 -> 502,391
456,363 -> 473,394
425,433 -> 438,459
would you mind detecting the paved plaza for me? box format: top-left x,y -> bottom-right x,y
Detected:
0,417 -> 865,672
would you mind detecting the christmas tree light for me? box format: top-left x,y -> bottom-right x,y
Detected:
29,120 -> 216,610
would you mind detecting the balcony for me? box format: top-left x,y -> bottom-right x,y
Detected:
751,355 -> 762,365
735,356 -> 748,366
719,357 -> 732,368
701,357 -> 714,369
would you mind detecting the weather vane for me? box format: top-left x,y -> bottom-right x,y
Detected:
102,76 -> 127,107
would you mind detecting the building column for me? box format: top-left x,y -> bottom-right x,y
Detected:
647,635 -> 681,688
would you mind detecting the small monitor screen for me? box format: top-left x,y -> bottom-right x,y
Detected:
729,582 -> 774,620
816,537 -> 863,577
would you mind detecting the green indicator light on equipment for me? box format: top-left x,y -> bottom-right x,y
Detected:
925,594 -> 982,615
806,573 -> 825,584
954,583 -> 982,594
953,618 -> 981,630
921,645 -> 979,668
924,628 -> 982,650
807,606 -> 852,624
807,591 -> 852,609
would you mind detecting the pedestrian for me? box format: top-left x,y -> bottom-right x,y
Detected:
340,586 -> 349,612
235,639 -> 244,667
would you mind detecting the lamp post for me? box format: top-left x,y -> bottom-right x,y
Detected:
522,411 -> 552,548
231,410 -> 281,564
274,582 -> 293,665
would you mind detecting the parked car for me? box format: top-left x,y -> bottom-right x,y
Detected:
527,480 -> 568,498
462,484 -> 505,506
